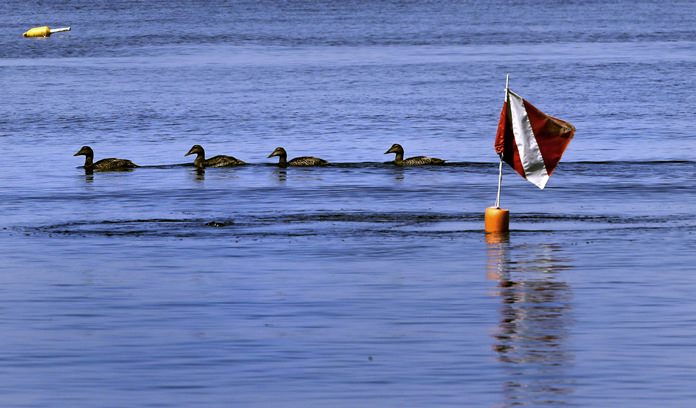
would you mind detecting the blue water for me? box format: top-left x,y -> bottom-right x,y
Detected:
2,1 -> 696,406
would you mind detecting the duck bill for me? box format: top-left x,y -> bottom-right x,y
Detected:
267,151 -> 278,158
384,148 -> 395,154
73,150 -> 84,156
185,147 -> 196,156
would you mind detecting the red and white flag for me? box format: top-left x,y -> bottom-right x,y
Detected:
494,89 -> 575,189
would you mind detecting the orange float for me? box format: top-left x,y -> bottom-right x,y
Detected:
485,207 -> 509,234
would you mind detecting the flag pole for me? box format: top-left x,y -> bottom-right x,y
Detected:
485,74 -> 510,236
494,74 -> 509,208
495,158 -> 503,208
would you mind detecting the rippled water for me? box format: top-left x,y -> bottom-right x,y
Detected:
2,1 -> 696,406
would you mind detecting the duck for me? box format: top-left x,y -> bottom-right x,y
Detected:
267,147 -> 328,167
73,146 -> 137,171
384,143 -> 445,166
185,144 -> 245,169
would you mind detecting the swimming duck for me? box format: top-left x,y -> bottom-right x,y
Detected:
267,147 -> 328,167
185,144 -> 245,169
73,146 -> 137,171
384,143 -> 445,166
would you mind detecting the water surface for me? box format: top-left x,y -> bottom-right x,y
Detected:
2,1 -> 696,406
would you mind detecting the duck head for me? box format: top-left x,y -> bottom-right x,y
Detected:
185,144 -> 204,156
268,147 -> 287,158
73,145 -> 94,157
385,143 -> 404,155
73,146 -> 94,160
74,145 -> 95,169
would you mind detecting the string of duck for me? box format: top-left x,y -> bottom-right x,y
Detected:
73,143 -> 446,171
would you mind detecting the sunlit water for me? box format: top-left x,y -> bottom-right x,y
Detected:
2,1 -> 696,406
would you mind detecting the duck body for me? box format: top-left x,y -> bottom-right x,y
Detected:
74,146 -> 137,171
287,156 -> 329,167
385,143 -> 445,166
397,156 -> 446,166
268,147 -> 328,167
186,145 -> 245,169
92,158 -> 138,171
203,155 -> 246,168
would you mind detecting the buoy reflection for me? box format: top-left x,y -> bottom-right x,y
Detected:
487,237 -> 574,407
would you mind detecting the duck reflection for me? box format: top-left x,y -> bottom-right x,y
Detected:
273,168 -> 287,183
487,236 -> 574,407
388,166 -> 405,182
191,168 -> 205,182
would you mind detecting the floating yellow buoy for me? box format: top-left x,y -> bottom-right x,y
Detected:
23,26 -> 71,38
484,207 -> 509,234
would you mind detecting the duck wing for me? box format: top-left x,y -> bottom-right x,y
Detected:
93,158 -> 138,171
205,155 -> 245,167
403,156 -> 446,166
288,156 -> 329,166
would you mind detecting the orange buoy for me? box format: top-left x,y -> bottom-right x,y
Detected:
485,207 -> 509,234
23,26 -> 71,38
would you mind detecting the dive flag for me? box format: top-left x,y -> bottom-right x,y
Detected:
494,89 -> 575,189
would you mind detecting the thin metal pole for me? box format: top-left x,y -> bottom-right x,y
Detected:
495,157 -> 503,208
505,74 -> 509,99
495,75 -> 509,208
49,27 -> 71,34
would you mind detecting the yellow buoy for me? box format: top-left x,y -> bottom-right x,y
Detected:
23,26 -> 71,38
484,207 -> 510,234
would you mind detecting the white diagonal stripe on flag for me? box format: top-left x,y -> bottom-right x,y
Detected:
508,90 -> 550,189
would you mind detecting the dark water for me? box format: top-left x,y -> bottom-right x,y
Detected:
2,1 -> 696,406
